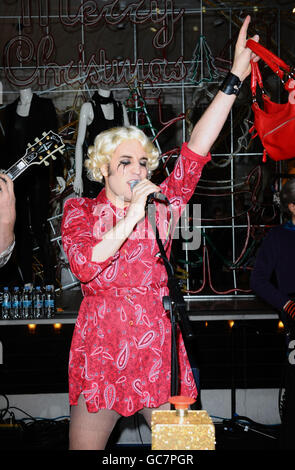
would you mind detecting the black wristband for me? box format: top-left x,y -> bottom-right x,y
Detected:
220,72 -> 243,96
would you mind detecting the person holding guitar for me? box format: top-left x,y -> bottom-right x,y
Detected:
0,174 -> 16,268
251,178 -> 295,449
2,88 -> 63,287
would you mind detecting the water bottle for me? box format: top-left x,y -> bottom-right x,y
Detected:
22,285 -> 33,319
0,287 -> 3,318
33,286 -> 44,319
44,284 -> 56,318
1,287 -> 10,320
11,286 -> 21,319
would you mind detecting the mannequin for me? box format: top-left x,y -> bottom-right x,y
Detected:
73,88 -> 129,197
16,89 -> 65,193
17,87 -> 33,117
2,87 -> 65,287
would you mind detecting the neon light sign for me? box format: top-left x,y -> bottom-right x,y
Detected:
4,0 -> 186,88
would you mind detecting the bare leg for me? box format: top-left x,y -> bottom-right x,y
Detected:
139,402 -> 170,428
69,395 -> 121,450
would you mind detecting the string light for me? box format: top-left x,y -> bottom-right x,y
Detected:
228,320 -> 235,329
278,320 -> 284,330
27,323 -> 37,333
53,323 -> 62,331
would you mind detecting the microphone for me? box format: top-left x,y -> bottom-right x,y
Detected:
129,180 -> 167,203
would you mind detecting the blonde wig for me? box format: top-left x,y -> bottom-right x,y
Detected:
85,126 -> 160,182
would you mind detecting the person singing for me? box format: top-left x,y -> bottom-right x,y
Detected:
62,16 -> 259,450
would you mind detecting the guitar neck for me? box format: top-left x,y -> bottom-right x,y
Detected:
4,131 -> 64,182
5,158 -> 30,181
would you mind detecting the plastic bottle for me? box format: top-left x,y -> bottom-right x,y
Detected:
2,287 -> 11,320
11,286 -> 21,319
33,286 -> 44,319
22,285 -> 33,319
0,287 -> 4,319
44,284 -> 56,318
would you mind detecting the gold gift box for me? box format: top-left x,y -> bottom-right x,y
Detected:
151,397 -> 215,450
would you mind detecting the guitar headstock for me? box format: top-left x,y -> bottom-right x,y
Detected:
23,130 -> 65,167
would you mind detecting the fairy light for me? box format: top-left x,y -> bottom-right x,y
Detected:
278,320 -> 284,330
27,323 -> 37,333
228,320 -> 235,329
53,323 -> 62,331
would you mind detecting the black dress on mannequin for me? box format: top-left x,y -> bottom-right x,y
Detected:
82,91 -> 124,198
2,93 -> 61,286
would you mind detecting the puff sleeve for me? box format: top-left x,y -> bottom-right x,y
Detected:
61,197 -> 119,284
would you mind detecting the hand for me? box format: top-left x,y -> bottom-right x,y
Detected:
126,179 -> 160,223
0,173 -> 16,252
231,15 -> 260,82
73,176 -> 83,196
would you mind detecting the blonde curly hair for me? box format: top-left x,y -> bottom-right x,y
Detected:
85,126 -> 159,182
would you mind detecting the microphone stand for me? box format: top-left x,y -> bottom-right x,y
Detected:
147,202 -> 199,398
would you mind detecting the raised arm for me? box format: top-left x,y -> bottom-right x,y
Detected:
188,15 -> 259,156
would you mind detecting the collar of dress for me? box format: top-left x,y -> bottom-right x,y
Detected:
93,187 -> 128,218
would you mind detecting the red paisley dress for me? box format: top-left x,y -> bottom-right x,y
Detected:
62,142 -> 210,416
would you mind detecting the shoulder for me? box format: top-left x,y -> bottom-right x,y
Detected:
63,196 -> 95,214
34,95 -> 53,106
62,197 -> 97,231
269,224 -> 291,237
81,101 -> 93,110
262,225 -> 280,241
4,99 -> 18,116
261,224 -> 289,247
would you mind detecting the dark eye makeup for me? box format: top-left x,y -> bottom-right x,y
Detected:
117,157 -> 148,171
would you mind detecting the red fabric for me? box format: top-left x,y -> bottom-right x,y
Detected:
246,40 -> 295,162
62,143 -> 210,416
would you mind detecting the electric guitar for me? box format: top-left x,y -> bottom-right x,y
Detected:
4,130 -> 65,181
